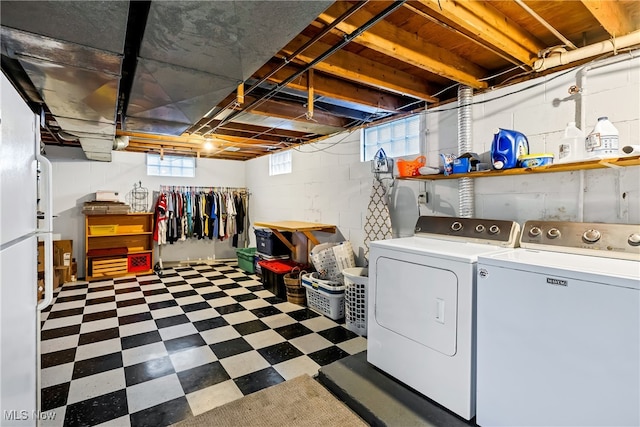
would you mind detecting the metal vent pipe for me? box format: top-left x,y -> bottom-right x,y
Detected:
457,85 -> 474,218
113,136 -> 129,150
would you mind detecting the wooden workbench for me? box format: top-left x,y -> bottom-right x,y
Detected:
253,220 -> 337,261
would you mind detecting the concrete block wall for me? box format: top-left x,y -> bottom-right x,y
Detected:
45,147 -> 246,277
247,54 -> 640,264
45,54 -> 640,274
422,54 -> 640,224
245,131 -> 373,266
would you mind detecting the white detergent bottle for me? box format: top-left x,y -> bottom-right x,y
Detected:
586,116 -> 619,158
558,121 -> 585,163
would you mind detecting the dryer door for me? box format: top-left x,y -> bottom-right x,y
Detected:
374,256 -> 458,356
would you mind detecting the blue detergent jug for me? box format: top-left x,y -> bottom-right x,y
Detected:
491,128 -> 529,170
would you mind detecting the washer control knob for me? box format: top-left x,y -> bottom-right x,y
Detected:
583,229 -> 601,243
529,226 -> 542,237
451,221 -> 463,232
547,228 -> 561,239
488,225 -> 500,234
475,224 -> 485,233
628,233 -> 640,246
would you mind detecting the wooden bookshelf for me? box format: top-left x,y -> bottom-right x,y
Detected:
84,213 -> 154,281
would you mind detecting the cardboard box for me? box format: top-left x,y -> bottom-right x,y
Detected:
54,240 -> 73,283
95,191 -> 120,202
53,266 -> 67,289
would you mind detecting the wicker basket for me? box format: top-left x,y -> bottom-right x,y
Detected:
284,267 -> 307,305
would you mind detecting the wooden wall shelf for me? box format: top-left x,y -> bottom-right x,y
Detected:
398,155 -> 640,181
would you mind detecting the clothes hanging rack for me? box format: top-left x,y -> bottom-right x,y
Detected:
159,185 -> 248,194
154,185 -> 250,274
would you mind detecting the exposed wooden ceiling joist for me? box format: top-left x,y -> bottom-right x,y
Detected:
233,96 -> 351,129
5,0 -> 638,162
413,0 -> 544,66
318,1 -> 489,89
581,0 -> 636,37
124,143 -> 254,161
124,138 -> 266,159
192,119 -> 313,141
116,130 -> 277,151
253,60 -> 405,112
281,34 -> 438,102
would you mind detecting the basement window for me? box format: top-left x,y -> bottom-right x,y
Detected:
361,115 -> 421,161
146,154 -> 196,177
269,150 -> 292,176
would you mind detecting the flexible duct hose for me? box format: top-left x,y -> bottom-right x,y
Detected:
457,85 -> 474,218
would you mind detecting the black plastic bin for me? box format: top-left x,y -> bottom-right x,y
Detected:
254,229 -> 292,256
258,259 -> 298,299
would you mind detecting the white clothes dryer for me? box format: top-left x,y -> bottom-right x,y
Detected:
476,220 -> 640,426
367,216 -> 520,420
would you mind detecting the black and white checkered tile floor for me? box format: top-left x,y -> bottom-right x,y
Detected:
39,261 -> 366,427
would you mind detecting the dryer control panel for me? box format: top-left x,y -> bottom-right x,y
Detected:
414,216 -> 520,247
520,220 -> 640,261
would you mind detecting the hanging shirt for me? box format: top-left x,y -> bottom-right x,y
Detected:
193,193 -> 202,238
218,192 -> 226,239
232,192 -> 245,248
203,192 -> 210,237
153,192 -> 168,246
200,194 -> 207,239
226,191 -> 236,238
180,193 -> 187,241
211,191 -> 219,239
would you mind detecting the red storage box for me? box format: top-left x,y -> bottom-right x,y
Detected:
258,260 -> 307,299
128,252 -> 151,273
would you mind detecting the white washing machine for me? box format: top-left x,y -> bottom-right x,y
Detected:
476,220 -> 640,427
367,216 -> 520,420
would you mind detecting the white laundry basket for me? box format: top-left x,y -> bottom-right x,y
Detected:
342,267 -> 368,336
301,273 -> 345,320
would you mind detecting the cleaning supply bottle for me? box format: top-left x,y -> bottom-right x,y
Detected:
491,128 -> 529,170
558,122 -> 585,163
586,117 -> 619,158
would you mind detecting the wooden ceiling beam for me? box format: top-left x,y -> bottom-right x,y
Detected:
247,97 -> 351,128
126,140 -> 266,154
125,146 -> 255,161
581,0 -> 636,37
413,0 -> 543,65
254,59 -> 407,112
212,91 -> 351,128
281,34 -> 438,102
125,141 -> 264,158
116,130 -> 280,149
318,2 -> 488,89
191,118 -> 312,140
217,126 -> 312,141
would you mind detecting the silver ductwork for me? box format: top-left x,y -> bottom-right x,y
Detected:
457,85 -> 474,218
1,1 -> 129,161
1,1 -> 333,159
125,0 -> 333,136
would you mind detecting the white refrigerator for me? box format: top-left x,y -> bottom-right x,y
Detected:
1,72 -> 54,426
